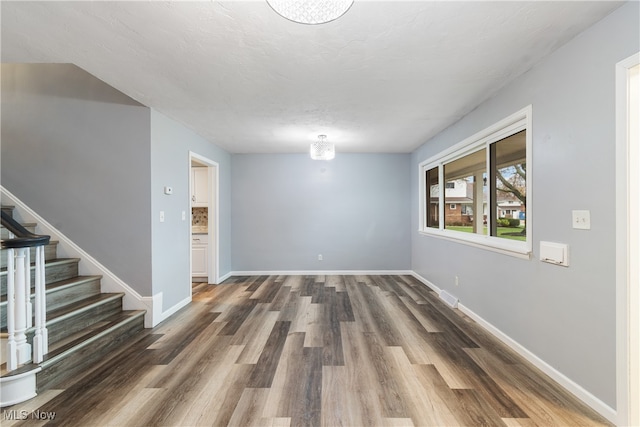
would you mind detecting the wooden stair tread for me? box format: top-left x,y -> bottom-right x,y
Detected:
40,310 -> 145,367
43,274 -> 103,291
0,362 -> 39,378
45,292 -> 124,322
0,275 -> 102,304
2,204 -> 148,401
0,257 -> 80,274
0,222 -> 37,229
0,292 -> 124,335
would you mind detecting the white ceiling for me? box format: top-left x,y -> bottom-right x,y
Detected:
1,1 -> 623,154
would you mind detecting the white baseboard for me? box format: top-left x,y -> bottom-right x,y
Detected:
1,186 -> 160,328
148,293 -> 191,327
228,270 -> 413,277
410,271 -> 442,294
0,198 -> 618,422
410,269 -> 616,424
217,271 -> 233,283
457,302 -> 617,424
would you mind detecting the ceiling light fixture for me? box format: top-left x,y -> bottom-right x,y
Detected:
310,135 -> 335,160
266,0 -> 354,25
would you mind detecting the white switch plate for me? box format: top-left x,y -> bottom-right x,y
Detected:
159,211 -> 165,223
572,210 -> 590,230
182,211 -> 186,221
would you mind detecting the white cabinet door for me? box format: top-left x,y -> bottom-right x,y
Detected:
192,167 -> 209,207
192,238 -> 208,277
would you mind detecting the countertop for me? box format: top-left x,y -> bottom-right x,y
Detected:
192,226 -> 208,234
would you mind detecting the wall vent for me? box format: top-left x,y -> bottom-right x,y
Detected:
439,290 -> 459,308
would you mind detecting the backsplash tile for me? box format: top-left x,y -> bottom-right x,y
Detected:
192,207 -> 208,227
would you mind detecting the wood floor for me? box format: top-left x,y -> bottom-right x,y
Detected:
3,275 -> 611,426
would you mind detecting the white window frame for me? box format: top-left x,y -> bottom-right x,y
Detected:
418,105 -> 532,258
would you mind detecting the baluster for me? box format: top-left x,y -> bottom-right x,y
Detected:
6,248 -> 17,371
25,246 -> 32,329
7,248 -> 32,370
33,245 -> 48,362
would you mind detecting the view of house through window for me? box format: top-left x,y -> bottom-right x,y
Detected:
443,148 -> 487,235
425,167 -> 439,228
420,107 -> 530,252
491,130 -> 526,239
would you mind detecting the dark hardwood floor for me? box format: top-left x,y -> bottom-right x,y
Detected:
2,275 -> 611,426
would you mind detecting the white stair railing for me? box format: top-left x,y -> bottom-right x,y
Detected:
2,214 -> 50,370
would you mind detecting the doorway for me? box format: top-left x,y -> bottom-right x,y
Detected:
189,152 -> 219,290
615,53 -> 639,427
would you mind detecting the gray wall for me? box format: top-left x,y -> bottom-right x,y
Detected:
1,63 -> 153,295
150,110 -> 232,311
411,2 -> 639,409
0,65 -> 233,313
231,153 -> 411,271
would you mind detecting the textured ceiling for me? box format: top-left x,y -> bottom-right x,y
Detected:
1,1 -> 623,154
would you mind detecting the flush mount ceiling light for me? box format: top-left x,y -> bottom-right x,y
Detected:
266,0 -> 354,25
310,135 -> 335,160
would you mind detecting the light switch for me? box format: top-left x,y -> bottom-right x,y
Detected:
540,241 -> 568,267
572,210 -> 590,230
159,211 -> 165,223
182,211 -> 186,221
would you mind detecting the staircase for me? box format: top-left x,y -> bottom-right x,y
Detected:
1,205 -> 145,404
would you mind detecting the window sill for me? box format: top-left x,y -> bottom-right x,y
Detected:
418,228 -> 532,260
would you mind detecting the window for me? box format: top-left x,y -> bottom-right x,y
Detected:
425,167 -> 439,229
419,106 -> 531,257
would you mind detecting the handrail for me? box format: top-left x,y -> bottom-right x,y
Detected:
1,210 -> 50,248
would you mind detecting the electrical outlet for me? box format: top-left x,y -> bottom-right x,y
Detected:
318,254 -> 323,261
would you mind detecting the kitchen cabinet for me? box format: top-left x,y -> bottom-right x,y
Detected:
191,167 -> 209,207
192,235 -> 208,278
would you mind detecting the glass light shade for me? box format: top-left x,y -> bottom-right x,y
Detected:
266,0 -> 354,25
310,135 -> 335,160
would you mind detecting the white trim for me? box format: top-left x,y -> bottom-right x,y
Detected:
189,152 -> 220,285
0,366 -> 41,407
418,228 -> 531,260
218,271 -> 233,283
419,108 -> 529,168
417,105 -> 532,257
1,186 -> 160,328
615,52 -> 640,427
228,270 -> 413,277
412,269 -> 617,423
410,271 -> 442,294
457,302 -> 617,424
141,294 -> 161,328
147,293 -> 191,326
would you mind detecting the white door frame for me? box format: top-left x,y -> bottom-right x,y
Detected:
615,52 -> 639,427
189,152 -> 220,288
